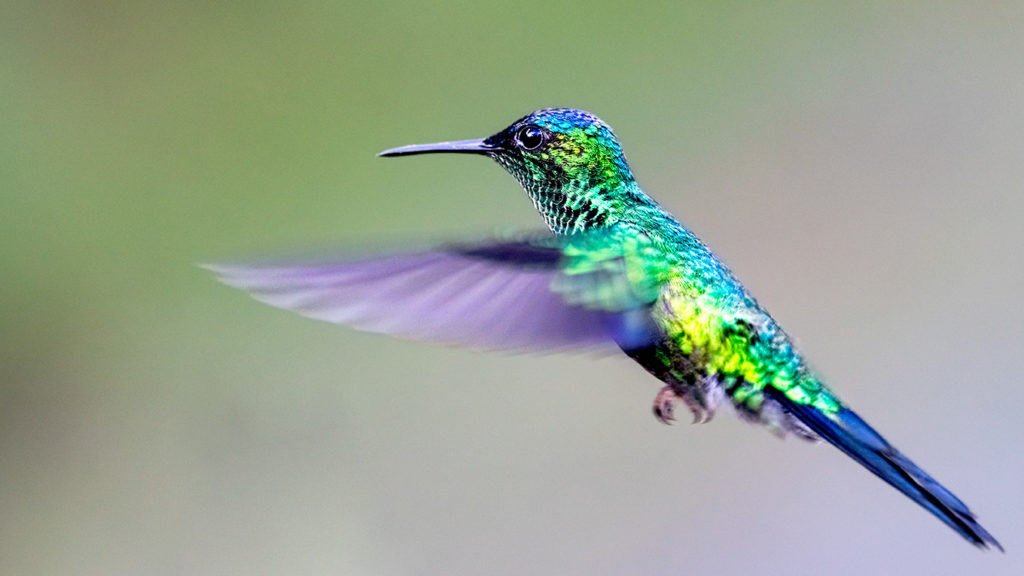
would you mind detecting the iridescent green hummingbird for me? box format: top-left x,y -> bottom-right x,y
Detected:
209,108 -> 1000,549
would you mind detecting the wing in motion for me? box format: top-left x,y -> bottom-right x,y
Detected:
205,230 -> 661,353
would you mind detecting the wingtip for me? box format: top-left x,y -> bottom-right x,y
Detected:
198,262 -> 248,288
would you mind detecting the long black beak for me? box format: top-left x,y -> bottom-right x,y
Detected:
377,138 -> 497,157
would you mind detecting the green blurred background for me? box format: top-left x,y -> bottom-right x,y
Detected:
3,2 -> 1022,575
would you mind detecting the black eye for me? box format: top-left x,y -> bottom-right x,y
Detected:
516,125 -> 545,150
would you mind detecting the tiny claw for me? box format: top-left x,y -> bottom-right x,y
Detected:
652,386 -> 679,425
683,393 -> 713,425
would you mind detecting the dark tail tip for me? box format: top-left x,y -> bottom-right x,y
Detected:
765,387 -> 1002,550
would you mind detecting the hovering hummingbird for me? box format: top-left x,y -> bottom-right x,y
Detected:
208,108 -> 1000,549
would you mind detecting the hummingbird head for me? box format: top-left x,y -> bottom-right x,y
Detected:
380,108 -> 647,234
480,108 -> 635,194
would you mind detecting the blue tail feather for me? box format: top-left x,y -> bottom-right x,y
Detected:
765,387 -> 1002,551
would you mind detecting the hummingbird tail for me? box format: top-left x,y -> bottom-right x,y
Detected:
765,387 -> 1002,550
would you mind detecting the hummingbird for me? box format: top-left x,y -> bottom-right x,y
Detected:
208,108 -> 1000,550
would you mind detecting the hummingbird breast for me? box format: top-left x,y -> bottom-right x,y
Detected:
625,277 -> 828,439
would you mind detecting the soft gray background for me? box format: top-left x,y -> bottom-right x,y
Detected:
3,2 -> 1022,575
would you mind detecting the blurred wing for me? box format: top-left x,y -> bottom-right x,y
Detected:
206,233 -> 659,353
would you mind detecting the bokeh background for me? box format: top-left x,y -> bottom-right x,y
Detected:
3,2 -> 1022,575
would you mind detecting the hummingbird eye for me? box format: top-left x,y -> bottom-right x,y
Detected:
515,126 -> 546,151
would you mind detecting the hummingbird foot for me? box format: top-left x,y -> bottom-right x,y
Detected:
653,383 -> 722,425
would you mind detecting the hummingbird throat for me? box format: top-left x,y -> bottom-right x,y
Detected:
494,156 -> 641,235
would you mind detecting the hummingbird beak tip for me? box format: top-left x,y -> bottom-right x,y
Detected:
376,147 -> 406,158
